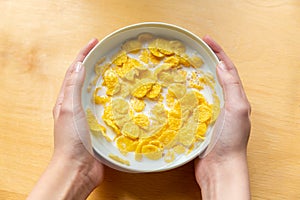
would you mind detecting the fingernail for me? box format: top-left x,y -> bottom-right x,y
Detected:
75,62 -> 83,72
217,61 -> 227,70
88,38 -> 97,45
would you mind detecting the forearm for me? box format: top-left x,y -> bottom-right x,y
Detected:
27,157 -> 96,200
196,154 -> 250,200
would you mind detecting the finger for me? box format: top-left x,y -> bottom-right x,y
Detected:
71,38 -> 99,66
216,61 -> 245,105
59,62 -> 85,117
203,35 -> 234,68
203,35 -> 242,83
203,35 -> 248,102
52,64 -> 76,120
53,38 -> 98,119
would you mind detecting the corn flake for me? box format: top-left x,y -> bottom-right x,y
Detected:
130,98 -> 146,112
133,114 -> 150,129
122,40 -> 142,53
109,154 -> 130,166
86,108 -> 111,142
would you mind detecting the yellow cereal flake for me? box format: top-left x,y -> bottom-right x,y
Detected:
178,124 -> 196,146
112,98 -> 129,114
164,56 -> 180,67
151,103 -> 168,124
133,114 -> 150,129
93,87 -> 110,105
119,80 -> 132,98
137,69 -> 156,81
115,58 -> 141,78
112,50 -> 128,66
94,63 -> 110,76
123,69 -> 139,81
122,121 -> 141,139
158,130 -> 176,147
173,70 -> 186,83
149,47 -> 165,58
116,135 -> 137,152
149,51 -> 162,64
131,81 -> 154,98
195,122 -> 207,141
186,143 -> 195,155
181,109 -> 191,124
154,64 -> 172,77
130,98 -> 146,112
189,56 -> 204,68
122,39 -> 142,53
166,90 -> 175,108
142,144 -> 163,160
210,92 -> 220,122
102,104 -> 120,135
157,71 -> 174,86
86,108 -> 111,142
180,91 -> 199,111
179,54 -> 190,67
103,69 -> 120,96
138,33 -> 154,42
169,40 -> 186,55
109,154 -> 130,166
168,83 -> 186,99
173,144 -> 186,154
146,83 -> 162,99
164,150 -> 175,163
195,104 -> 212,123
194,91 -> 206,104
139,49 -> 150,64
189,82 -> 204,90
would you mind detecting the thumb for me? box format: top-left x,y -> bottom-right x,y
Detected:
60,62 -> 85,116
216,61 -> 246,107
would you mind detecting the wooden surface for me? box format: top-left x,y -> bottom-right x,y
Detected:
1,0 -> 300,199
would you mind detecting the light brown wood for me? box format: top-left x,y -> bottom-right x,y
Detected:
1,0 -> 299,199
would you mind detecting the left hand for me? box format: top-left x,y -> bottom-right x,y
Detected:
28,39 -> 104,200
52,38 -> 104,188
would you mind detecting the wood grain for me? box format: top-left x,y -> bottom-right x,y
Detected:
1,0 -> 299,199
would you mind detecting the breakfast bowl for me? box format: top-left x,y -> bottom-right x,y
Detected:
81,22 -> 224,172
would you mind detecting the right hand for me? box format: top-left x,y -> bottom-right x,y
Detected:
194,35 -> 251,199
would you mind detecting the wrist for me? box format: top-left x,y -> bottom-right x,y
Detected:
27,155 -> 97,200
195,152 -> 250,200
51,154 -> 98,193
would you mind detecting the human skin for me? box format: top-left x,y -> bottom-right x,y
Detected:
28,36 -> 251,200
194,35 -> 251,200
27,39 -> 104,200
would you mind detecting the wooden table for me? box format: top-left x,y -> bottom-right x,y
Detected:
1,0 -> 299,199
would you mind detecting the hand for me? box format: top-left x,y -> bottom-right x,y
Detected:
52,38 -> 104,187
28,39 -> 104,200
194,36 -> 251,200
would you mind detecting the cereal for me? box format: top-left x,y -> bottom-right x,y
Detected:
164,150 -> 175,163
109,154 -> 130,166
133,114 -> 150,129
130,98 -> 146,112
146,83 -> 162,99
168,83 -> 186,99
131,81 -> 154,98
103,69 -> 120,96
87,34 -> 220,164
86,108 -> 111,142
122,121 -> 141,139
122,39 -> 142,53
93,87 -> 110,105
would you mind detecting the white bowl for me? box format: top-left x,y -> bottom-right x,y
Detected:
82,22 -> 223,172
